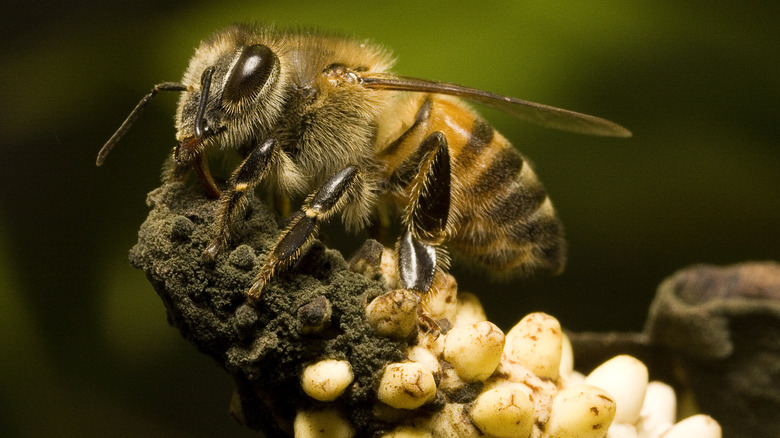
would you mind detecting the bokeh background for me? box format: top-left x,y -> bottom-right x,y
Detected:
1,1 -> 777,436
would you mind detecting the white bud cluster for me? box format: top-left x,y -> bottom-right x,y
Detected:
292,268 -> 722,438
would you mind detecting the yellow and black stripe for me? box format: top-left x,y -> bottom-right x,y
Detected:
379,94 -> 565,276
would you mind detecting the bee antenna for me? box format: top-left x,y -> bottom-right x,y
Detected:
96,82 -> 188,166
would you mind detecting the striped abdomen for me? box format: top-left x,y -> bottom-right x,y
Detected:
377,93 -> 565,275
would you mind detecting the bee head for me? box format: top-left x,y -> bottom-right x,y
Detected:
174,42 -> 283,167
97,39 -> 284,170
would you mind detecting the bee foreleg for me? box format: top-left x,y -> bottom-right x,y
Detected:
398,132 -> 451,292
247,166 -> 362,300
204,138 -> 276,261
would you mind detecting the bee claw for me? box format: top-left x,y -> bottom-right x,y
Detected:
202,240 -> 221,263
246,278 -> 266,301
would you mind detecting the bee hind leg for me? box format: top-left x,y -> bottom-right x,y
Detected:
247,165 -> 363,300
397,132 -> 451,293
203,138 -> 276,261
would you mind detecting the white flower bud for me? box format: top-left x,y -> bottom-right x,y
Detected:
469,385 -> 534,438
453,291 -> 487,327
377,362 -> 437,409
365,290 -> 419,338
661,415 -> 721,438
546,384 -> 616,438
562,370 -> 586,388
380,247 -> 399,288
503,312 -> 563,379
301,359 -> 353,402
380,425 -> 433,438
605,422 -> 638,438
436,363 -> 467,395
294,408 -> 354,438
584,355 -> 648,424
416,328 -> 445,357
424,402 -> 482,437
422,272 -> 458,322
637,381 -> 676,437
406,345 -> 440,375
559,331 -> 574,377
443,321 -> 505,382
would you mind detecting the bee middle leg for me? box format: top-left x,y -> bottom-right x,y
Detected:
247,165 -> 364,300
396,132 -> 451,293
204,138 -> 276,261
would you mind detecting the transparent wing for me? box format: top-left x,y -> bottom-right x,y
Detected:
359,73 -> 631,137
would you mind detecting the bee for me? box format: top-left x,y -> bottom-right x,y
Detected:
97,24 -> 630,300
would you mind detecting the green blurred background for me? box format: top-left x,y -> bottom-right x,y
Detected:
1,0 -> 777,436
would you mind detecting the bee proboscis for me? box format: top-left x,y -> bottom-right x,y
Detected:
98,24 -> 631,299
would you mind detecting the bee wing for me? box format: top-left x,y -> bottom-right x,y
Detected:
359,73 -> 631,137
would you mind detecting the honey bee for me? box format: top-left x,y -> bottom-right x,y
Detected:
97,24 -> 630,300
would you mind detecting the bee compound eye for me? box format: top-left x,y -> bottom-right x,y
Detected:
223,44 -> 277,103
